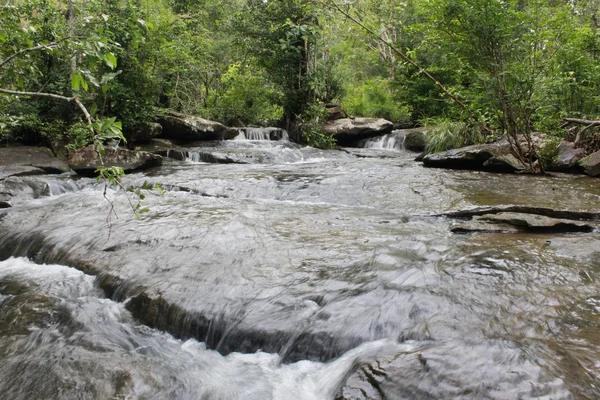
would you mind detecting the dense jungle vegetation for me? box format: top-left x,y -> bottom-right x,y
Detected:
1,0 -> 599,152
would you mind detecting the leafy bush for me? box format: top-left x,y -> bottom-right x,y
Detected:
204,63 -> 284,126
424,118 -> 483,154
342,78 -> 410,122
300,103 -> 336,149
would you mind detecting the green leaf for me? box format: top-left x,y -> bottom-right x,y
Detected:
104,53 -> 117,69
71,73 -> 81,91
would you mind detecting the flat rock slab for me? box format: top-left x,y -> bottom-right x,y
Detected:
478,212 -> 595,233
450,220 -> 521,234
324,118 -> 393,145
68,145 -> 163,176
157,110 -> 228,142
0,147 -> 70,176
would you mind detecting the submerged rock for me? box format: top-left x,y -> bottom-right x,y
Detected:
67,145 -> 162,176
157,110 -> 228,142
323,118 -> 393,145
580,150 -> 600,177
477,212 -> 595,233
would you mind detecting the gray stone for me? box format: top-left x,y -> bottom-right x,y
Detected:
323,118 -> 393,144
579,150 -> 600,177
478,212 -> 595,232
0,146 -> 70,177
549,142 -> 585,171
68,145 -> 162,176
483,154 -> 534,172
129,122 -> 163,144
157,110 -> 228,142
404,129 -> 427,152
422,142 -> 509,170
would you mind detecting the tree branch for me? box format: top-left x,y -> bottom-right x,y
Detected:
0,37 -> 72,69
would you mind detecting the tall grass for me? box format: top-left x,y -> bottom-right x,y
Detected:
423,118 -> 484,154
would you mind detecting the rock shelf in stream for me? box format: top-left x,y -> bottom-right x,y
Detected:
442,206 -> 600,234
1,141 -> 600,399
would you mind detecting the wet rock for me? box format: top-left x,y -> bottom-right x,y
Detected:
224,127 -> 242,140
185,151 -> 251,164
579,150 -> 600,177
68,145 -> 162,176
482,153 -> 532,172
422,142 -> 509,170
549,142 -> 586,172
324,118 -> 393,145
135,138 -> 180,157
478,212 -> 595,232
0,165 -> 47,180
441,205 -> 600,221
128,122 -> 162,144
325,104 -> 349,121
403,129 -> 427,152
450,220 -> 521,234
337,340 -> 563,399
0,146 -> 70,176
156,110 -> 228,142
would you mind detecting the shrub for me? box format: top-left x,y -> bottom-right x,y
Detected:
424,118 -> 483,154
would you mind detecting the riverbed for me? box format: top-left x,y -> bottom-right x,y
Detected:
1,137 -> 599,399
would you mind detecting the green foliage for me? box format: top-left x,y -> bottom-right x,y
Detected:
343,78 -> 410,122
537,136 -> 562,169
204,63 -> 283,125
424,118 -> 483,154
300,103 -> 336,149
127,181 -> 165,220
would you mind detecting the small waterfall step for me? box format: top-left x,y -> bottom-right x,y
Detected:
359,130 -> 407,150
234,127 -> 289,141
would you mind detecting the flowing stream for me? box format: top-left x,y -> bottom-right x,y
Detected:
1,134 -> 599,399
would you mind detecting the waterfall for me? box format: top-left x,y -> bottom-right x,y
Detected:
235,127 -> 289,141
360,130 -> 407,150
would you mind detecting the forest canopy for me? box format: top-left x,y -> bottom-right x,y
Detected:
1,0 -> 599,150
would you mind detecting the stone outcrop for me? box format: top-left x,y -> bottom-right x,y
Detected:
0,147 -> 70,178
403,129 -> 427,152
67,145 -> 162,175
157,110 -> 228,142
325,103 -> 349,121
579,150 -> 600,177
443,206 -> 599,234
128,122 -> 163,144
421,133 -> 569,173
550,142 -> 586,171
422,141 -> 511,170
323,117 -> 393,145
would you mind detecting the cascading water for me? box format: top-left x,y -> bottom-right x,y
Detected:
234,127 -> 289,141
1,137 -> 599,399
358,129 -> 406,150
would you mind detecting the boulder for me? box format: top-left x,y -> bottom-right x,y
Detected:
482,154 -> 536,172
579,150 -> 600,177
68,145 -> 162,176
157,110 -> 228,142
422,141 -> 510,170
0,146 -> 70,176
323,117 -> 393,145
403,129 -> 427,152
128,122 -> 163,144
549,142 -> 586,171
325,104 -> 348,121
